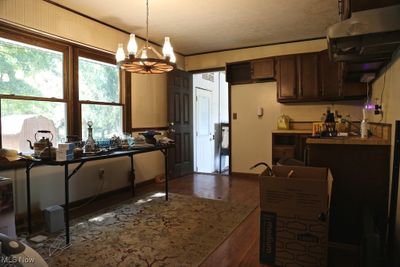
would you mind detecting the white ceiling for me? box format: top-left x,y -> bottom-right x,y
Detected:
50,0 -> 339,55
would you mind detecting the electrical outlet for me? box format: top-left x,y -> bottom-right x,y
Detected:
98,168 -> 105,179
374,104 -> 383,115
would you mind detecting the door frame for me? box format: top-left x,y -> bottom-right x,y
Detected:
190,68 -> 230,174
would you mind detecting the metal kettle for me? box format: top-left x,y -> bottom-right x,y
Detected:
27,130 -> 54,158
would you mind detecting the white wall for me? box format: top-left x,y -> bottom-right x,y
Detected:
131,74 -> 168,128
231,82 -> 363,173
370,49 -> 400,265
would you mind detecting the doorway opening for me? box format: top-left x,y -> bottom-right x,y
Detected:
193,71 -> 229,174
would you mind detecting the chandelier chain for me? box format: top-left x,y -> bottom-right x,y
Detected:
146,0 -> 149,47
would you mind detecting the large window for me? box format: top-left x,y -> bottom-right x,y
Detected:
0,26 -> 126,154
0,36 -> 67,152
77,54 -> 122,139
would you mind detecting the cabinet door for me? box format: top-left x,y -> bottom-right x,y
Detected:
276,56 -> 297,102
296,134 -> 311,162
251,58 -> 274,79
319,51 -> 341,99
342,82 -> 367,98
298,53 -> 319,100
226,62 -> 251,85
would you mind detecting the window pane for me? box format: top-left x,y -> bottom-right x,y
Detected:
1,99 -> 67,152
78,57 -> 119,103
81,104 -> 122,139
0,37 -> 63,98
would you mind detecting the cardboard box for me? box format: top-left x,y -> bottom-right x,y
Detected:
259,165 -> 333,267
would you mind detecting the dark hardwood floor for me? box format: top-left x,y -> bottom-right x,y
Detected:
69,173 -> 359,267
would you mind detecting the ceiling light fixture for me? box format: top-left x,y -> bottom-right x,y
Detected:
115,0 -> 176,74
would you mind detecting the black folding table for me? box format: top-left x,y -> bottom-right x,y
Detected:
24,144 -> 173,244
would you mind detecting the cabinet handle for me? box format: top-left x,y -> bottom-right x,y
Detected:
300,87 -> 303,96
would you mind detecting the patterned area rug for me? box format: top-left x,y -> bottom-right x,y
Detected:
34,192 -> 256,267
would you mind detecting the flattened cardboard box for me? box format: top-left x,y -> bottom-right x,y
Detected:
259,165 -> 333,267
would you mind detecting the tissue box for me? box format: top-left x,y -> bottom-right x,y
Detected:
58,143 -> 75,152
56,151 -> 74,161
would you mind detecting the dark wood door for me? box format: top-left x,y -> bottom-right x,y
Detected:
276,55 -> 297,102
318,51 -> 341,99
297,53 -> 319,100
167,69 -> 194,178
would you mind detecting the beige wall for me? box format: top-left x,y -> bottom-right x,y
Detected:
132,74 -> 168,128
231,82 -> 363,173
185,39 -> 327,71
370,49 -> 400,264
0,0 -> 178,214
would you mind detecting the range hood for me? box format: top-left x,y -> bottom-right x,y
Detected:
327,5 -> 400,63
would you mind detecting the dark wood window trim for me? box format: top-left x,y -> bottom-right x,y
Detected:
124,72 -> 132,132
0,22 -> 131,169
73,47 -> 125,136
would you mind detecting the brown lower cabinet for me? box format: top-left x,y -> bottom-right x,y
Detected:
307,144 -> 390,245
272,133 -> 311,164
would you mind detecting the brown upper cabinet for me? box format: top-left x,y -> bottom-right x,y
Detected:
276,53 -> 319,102
276,51 -> 367,103
251,58 -> 274,80
319,51 -> 367,100
226,58 -> 274,84
226,50 -> 367,103
225,61 -> 252,85
319,50 -> 342,100
276,55 -> 297,101
297,53 -> 319,100
342,81 -> 367,98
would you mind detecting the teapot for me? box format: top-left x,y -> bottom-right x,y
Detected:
27,130 -> 55,159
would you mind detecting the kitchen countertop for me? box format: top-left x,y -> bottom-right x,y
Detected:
306,136 -> 390,146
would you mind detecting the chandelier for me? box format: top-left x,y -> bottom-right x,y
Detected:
115,0 -> 176,74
